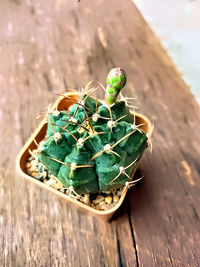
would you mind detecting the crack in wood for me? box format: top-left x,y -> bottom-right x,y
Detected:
128,202 -> 139,267
116,229 -> 123,267
167,248 -> 174,267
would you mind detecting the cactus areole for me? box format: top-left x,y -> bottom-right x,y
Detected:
38,68 -> 149,194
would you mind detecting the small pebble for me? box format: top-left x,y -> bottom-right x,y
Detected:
91,203 -> 97,209
29,160 -> 38,172
36,173 -> 44,180
37,162 -> 44,172
50,174 -> 57,180
98,200 -> 106,207
94,205 -> 102,210
51,182 -> 62,190
32,149 -> 38,156
105,196 -> 112,204
32,171 -> 38,178
29,167 -> 37,173
93,195 -> 104,205
44,179 -> 56,186
82,194 -> 90,205
59,188 -> 66,193
26,162 -> 31,168
42,171 -> 47,179
113,195 -> 119,204
102,190 -> 111,194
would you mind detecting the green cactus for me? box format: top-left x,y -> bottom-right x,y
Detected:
38,68 -> 149,195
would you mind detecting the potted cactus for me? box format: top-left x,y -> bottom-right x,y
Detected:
17,68 -> 152,218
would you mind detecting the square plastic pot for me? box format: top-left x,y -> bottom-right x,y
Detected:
16,93 -> 152,220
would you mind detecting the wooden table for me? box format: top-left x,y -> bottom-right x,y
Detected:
1,0 -> 200,266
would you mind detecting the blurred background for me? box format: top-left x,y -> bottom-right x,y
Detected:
135,0 -> 200,103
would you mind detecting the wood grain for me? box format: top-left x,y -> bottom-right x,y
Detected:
0,0 -> 200,266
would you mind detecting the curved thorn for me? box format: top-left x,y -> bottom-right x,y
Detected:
125,97 -> 136,100
128,176 -> 144,185
118,176 -> 144,196
89,120 -> 95,134
91,150 -> 105,160
63,110 -> 72,119
72,103 -> 80,118
52,124 -> 78,142
124,172 -> 131,180
94,81 -> 106,92
99,116 -> 112,120
124,156 -> 140,170
83,107 -> 89,120
69,188 -> 82,198
84,80 -> 94,93
28,149 -> 37,159
47,157 -> 93,168
107,103 -> 113,122
127,105 -> 139,110
118,187 -> 126,196
84,86 -> 99,101
133,109 -> 136,125
112,130 -> 136,149
82,132 -> 105,144
116,114 -> 127,123
134,123 -> 146,134
62,96 -> 94,114
110,150 -> 121,158
47,157 -> 71,167
149,123 -> 154,137
33,138 -> 39,147
75,164 -> 94,168
55,90 -> 77,97
110,172 -> 121,184
96,98 -> 98,111
62,120 -> 70,132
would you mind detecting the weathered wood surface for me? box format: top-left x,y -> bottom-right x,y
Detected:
0,0 -> 200,266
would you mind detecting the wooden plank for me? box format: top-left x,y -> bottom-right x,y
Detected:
0,0 -> 200,266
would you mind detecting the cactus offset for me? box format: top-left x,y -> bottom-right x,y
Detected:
38,68 -> 149,195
